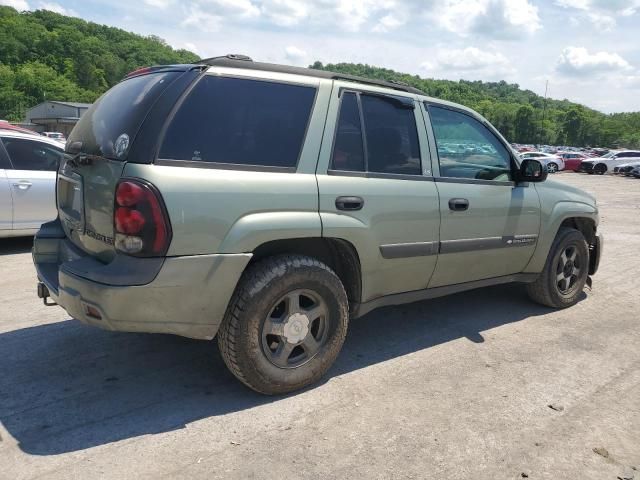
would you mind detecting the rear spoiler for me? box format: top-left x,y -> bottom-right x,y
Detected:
123,64 -> 205,80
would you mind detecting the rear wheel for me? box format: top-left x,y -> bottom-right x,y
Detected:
217,255 -> 349,395
547,162 -> 558,173
526,228 -> 589,308
594,163 -> 607,175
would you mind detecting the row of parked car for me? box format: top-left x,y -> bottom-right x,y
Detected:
517,148 -> 640,175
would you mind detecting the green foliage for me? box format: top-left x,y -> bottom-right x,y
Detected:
312,61 -> 640,148
0,6 -> 198,121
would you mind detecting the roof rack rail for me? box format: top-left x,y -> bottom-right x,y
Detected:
329,73 -> 417,93
193,55 -> 424,95
197,54 -> 253,65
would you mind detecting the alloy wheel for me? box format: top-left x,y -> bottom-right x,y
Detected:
261,289 -> 329,369
556,245 -> 582,295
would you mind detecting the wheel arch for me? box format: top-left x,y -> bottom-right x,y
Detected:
524,204 -> 598,274
248,237 -> 362,310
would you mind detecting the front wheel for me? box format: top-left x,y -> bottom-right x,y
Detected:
526,228 -> 589,308
546,162 -> 558,173
594,163 -> 607,175
217,255 -> 349,395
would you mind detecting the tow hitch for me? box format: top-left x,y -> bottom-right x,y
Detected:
37,282 -> 57,306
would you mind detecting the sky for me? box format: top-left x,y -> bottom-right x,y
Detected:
2,0 -> 640,113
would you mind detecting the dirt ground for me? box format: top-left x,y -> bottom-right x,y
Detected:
0,173 -> 638,480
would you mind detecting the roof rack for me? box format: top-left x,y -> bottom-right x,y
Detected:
195,54 -> 424,95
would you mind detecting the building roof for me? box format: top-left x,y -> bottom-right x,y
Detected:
47,101 -> 92,108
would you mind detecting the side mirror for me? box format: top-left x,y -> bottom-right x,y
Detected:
519,159 -> 547,182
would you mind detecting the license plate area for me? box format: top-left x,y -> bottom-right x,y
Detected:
57,173 -> 84,232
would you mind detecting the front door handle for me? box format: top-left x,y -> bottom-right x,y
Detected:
12,181 -> 33,190
448,198 -> 469,211
335,196 -> 364,211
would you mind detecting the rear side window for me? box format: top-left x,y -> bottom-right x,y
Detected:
331,91 -> 421,175
159,76 -> 316,169
1,137 -> 63,171
68,71 -> 180,160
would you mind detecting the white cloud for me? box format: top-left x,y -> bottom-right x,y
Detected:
260,0 -> 309,26
432,0 -> 541,38
201,0 -> 260,18
555,0 -> 640,30
1,0 -> 29,10
184,42 -> 198,54
284,45 -> 306,64
373,13 -> 406,33
435,47 -> 509,70
181,5 -> 223,32
143,0 -> 171,9
556,46 -> 632,75
37,1 -> 77,16
425,46 -> 515,80
0,0 -> 29,11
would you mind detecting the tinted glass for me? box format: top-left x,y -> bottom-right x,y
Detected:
68,71 -> 180,160
160,76 -> 316,168
1,137 -> 63,171
332,92 -> 365,172
429,105 -> 512,181
361,95 -> 421,175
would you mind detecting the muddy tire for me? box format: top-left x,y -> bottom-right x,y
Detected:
217,255 -> 349,395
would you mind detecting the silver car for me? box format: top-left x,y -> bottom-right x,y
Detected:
519,151 -> 565,173
0,131 -> 63,237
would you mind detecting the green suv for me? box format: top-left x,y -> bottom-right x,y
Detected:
33,55 -> 603,395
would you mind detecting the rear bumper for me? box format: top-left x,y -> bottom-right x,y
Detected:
589,234 -> 603,276
33,220 -> 251,340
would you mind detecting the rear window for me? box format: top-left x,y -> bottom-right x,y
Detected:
67,71 -> 181,159
158,76 -> 316,169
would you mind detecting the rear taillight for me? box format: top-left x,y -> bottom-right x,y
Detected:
114,179 -> 171,256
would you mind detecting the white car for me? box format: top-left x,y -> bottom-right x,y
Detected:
519,151 -> 565,173
579,150 -> 640,174
0,131 -> 64,238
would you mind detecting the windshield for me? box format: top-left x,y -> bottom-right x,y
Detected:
67,71 -> 180,159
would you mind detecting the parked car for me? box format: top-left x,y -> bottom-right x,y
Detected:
579,150 -> 640,174
612,161 -> 640,175
1,131 -> 63,237
519,151 -> 565,173
0,120 -> 40,136
631,165 -> 640,178
42,132 -> 67,143
558,151 -> 589,171
32,55 -> 603,395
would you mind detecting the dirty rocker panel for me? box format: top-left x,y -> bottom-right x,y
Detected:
352,273 -> 540,318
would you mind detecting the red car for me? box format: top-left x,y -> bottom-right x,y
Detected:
558,152 -> 590,171
0,121 -> 40,136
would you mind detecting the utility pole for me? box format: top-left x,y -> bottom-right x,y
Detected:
540,80 -> 549,145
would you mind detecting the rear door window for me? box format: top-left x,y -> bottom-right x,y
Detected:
159,76 -> 317,169
1,137 -> 63,171
331,91 -> 421,176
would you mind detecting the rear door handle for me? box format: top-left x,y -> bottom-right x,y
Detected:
448,198 -> 469,211
335,196 -> 364,211
12,181 -> 33,190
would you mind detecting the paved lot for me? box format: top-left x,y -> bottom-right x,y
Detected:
1,173 -> 638,480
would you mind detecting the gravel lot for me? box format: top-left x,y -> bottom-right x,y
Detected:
1,173 -> 638,480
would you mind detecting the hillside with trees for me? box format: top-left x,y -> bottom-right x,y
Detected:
0,6 -> 197,121
312,62 -> 640,148
0,5 -> 638,147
